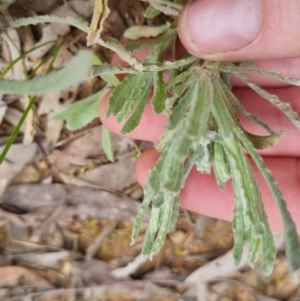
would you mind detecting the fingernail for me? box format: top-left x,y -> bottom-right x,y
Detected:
182,0 -> 263,53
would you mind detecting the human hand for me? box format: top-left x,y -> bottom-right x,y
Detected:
99,0 -> 300,233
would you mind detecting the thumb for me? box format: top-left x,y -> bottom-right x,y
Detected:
178,0 -> 300,61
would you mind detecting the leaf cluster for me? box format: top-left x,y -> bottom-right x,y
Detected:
2,0 -> 300,279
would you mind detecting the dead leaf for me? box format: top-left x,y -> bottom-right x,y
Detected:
53,126 -> 120,172
87,0 -> 110,46
1,184 -> 149,222
79,156 -> 137,192
0,266 -> 53,287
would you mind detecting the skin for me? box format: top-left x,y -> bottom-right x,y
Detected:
99,0 -> 300,233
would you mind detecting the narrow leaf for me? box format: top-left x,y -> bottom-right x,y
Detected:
144,6 -> 160,18
151,72 -> 167,113
124,23 -> 170,40
105,74 -> 137,117
102,126 -> 114,162
120,74 -> 153,135
117,73 -> 153,123
0,50 -> 93,95
131,196 -> 152,244
236,127 -> 300,278
212,140 -> 231,190
235,72 -> 300,130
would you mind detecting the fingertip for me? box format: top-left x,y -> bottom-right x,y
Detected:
178,0 -> 300,61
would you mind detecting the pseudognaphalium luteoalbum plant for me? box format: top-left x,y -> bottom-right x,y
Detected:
2,0 -> 300,279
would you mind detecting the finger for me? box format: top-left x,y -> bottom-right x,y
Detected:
99,90 -> 168,142
136,148 -> 300,233
100,85 -> 300,157
178,0 -> 300,61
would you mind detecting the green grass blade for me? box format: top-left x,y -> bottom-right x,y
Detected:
0,96 -> 37,164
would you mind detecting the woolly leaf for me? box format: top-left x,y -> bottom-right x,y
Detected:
0,50 -> 93,95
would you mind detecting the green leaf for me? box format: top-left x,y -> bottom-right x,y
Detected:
102,126 -> 114,162
212,140 -> 231,190
124,23 -> 170,40
248,236 -> 262,267
131,195 -> 152,245
235,72 -> 300,130
167,83 -> 193,130
236,127 -> 300,278
105,74 -> 138,118
53,89 -> 108,130
117,73 -> 153,123
148,195 -> 174,258
120,74 -> 153,135
0,50 -> 93,95
151,72 -> 167,113
144,6 -> 160,18
185,71 -> 212,140
167,195 -> 179,231
91,55 -> 120,86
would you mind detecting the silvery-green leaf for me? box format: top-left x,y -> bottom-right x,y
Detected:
146,148 -> 169,192
102,126 -> 114,162
235,127 -> 300,278
142,206 -> 160,255
91,54 -> 120,86
117,73 -> 153,123
166,70 -> 191,88
248,236 -> 262,267
148,196 -> 174,258
235,72 -> 300,130
120,75 -> 153,135
0,50 -> 92,95
167,84 -> 193,130
232,197 -> 245,266
131,195 -> 152,245
155,128 -> 176,151
219,63 -> 300,86
212,140 -> 231,190
53,90 -> 107,131
91,63 -> 137,76
246,131 -> 285,150
144,6 -> 160,18
217,79 -> 275,134
211,79 -> 268,235
262,231 -> 276,275
164,162 -> 185,192
167,196 -> 179,231
105,74 -> 138,118
124,23 -> 170,40
12,15 -> 89,33
194,145 -> 211,174
185,70 -> 212,140
152,192 -> 165,207
151,72 -> 167,113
